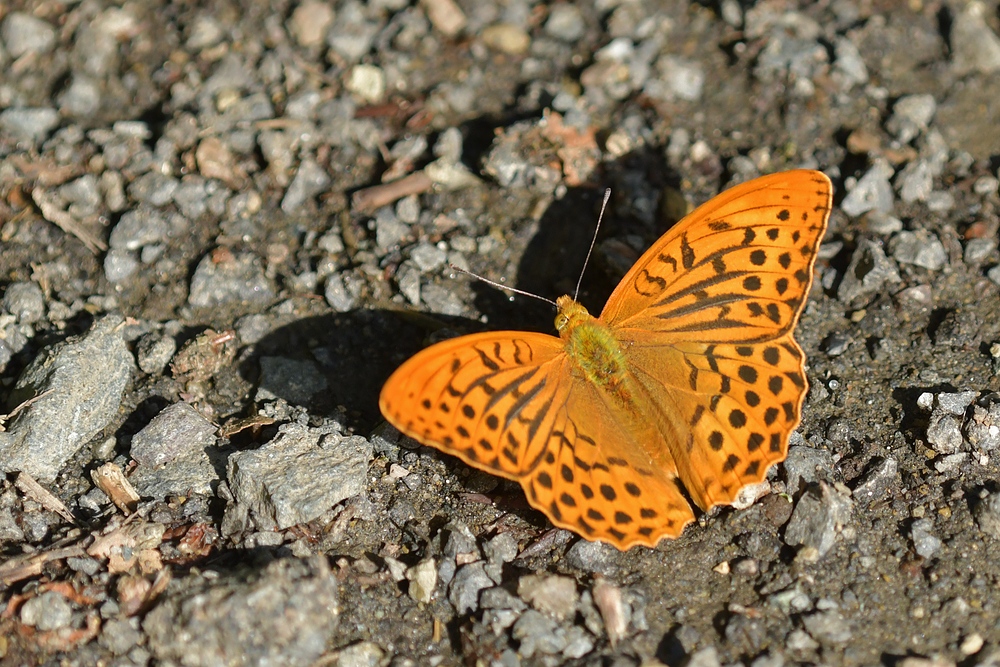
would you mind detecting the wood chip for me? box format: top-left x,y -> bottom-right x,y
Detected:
90,462 -> 140,515
219,413 -> 277,438
351,170 -> 433,213
0,545 -> 87,587
14,471 -> 75,524
31,187 -> 107,254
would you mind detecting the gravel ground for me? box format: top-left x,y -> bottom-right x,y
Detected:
1,1 -> 1000,665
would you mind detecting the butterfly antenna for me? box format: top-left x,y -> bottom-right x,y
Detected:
448,264 -> 559,308
573,188 -> 612,301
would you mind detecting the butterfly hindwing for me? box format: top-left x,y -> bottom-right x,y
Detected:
379,331 -> 569,478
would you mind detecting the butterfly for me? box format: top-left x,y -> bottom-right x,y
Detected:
379,170 -> 832,549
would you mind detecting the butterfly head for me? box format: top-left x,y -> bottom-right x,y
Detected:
554,295 -> 594,336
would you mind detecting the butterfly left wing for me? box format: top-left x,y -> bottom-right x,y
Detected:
380,329 -> 698,548
379,331 -> 572,480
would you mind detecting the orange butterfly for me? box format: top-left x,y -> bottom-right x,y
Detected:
380,170 -> 832,549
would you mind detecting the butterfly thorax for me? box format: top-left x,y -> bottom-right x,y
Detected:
554,295 -> 632,402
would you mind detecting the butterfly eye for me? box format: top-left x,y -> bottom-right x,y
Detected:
555,314 -> 569,331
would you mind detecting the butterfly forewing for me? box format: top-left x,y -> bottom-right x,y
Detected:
601,170 -> 832,343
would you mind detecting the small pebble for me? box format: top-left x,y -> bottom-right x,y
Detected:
890,230 -> 947,271
480,23 -> 530,55
545,5 -> 586,42
1,12 -> 57,57
20,592 -> 73,631
2,282 -> 45,324
952,1 -> 1000,76
289,0 -> 335,47
841,162 -> 894,217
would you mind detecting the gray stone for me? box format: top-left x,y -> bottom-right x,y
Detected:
841,162 -> 894,217
784,482 -> 853,558
131,402 -> 217,468
99,618 -> 143,655
234,314 -> 272,346
934,452 -> 968,474
318,229 -> 345,255
862,210 -> 903,235
837,238 -> 900,305
989,265 -> 1000,287
484,531 -> 519,564
974,492 -> 1000,539
227,422 -> 372,531
801,609 -> 852,645
395,262 -> 420,305
0,107 -> 60,143
442,521 -> 479,560
336,641 -> 384,667
173,180 -> 211,220
0,315 -> 133,482
952,1 -> 1000,76
937,391 -> 978,416
20,591 -> 72,631
128,171 -> 179,206
324,273 -> 357,313
104,248 -> 140,283
565,538 -> 621,576
965,238 -> 997,265
59,174 -> 103,217
910,518 -> 942,559
512,610 -> 565,657
480,586 -> 528,612
562,625 -> 596,659
255,357 -> 329,407
281,160 -> 331,213
448,562 -> 493,614
833,37 -> 868,88
851,458 -> 898,505
890,230 -> 947,271
783,444 -> 835,494
684,646 -> 722,667
2,282 -> 45,324
886,94 -> 936,143
545,4 -> 585,42
650,55 -> 705,102
144,557 -> 338,667
898,160 -> 935,203
188,251 -> 276,308
926,413 -> 965,455
375,208 -> 410,250
136,333 -> 177,375
966,402 -> 1000,451
420,283 -> 465,316
0,507 -> 26,542
327,3 -> 379,62
1,13 -> 56,57
409,242 -> 448,273
822,332 -> 849,357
